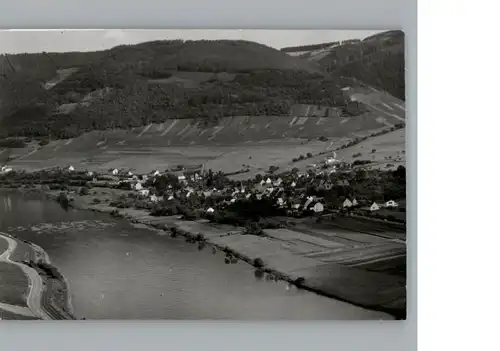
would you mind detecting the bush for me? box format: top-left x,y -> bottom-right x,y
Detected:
306,152 -> 313,158
253,258 -> 264,268
79,187 -> 90,195
245,222 -> 263,235
0,139 -> 26,148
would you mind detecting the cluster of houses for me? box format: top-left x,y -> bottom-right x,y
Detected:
342,198 -> 399,212
64,157 -> 399,217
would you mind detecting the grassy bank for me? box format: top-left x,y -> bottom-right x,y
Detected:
0,261 -> 29,306
25,260 -> 75,320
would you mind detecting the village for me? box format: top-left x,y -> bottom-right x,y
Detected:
0,150 -> 406,228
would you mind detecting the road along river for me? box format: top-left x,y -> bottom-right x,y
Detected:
0,232 -> 50,319
0,191 -> 392,320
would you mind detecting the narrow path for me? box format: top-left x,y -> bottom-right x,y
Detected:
0,232 -> 51,320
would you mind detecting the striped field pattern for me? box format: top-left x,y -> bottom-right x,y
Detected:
6,85 -> 405,174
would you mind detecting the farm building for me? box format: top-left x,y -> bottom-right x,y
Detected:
343,199 -> 353,208
370,202 -> 380,211
139,189 -> 150,197
385,200 -> 398,208
0,166 -> 12,174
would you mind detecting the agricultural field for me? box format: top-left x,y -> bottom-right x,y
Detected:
3,64 -> 405,178
0,261 -> 30,307
336,128 -> 406,169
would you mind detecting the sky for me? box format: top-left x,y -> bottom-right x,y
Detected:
0,29 -> 385,54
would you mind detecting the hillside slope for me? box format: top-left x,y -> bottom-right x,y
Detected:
281,31 -> 405,100
3,82 -> 405,174
0,40 -> 359,139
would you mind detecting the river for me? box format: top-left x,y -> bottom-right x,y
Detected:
0,191 -> 391,320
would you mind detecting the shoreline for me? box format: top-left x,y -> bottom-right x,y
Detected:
0,230 -> 76,320
2,187 -> 406,320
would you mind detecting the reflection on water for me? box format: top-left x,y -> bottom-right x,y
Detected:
0,191 -> 391,320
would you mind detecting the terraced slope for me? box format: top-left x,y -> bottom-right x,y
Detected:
7,84 -> 405,174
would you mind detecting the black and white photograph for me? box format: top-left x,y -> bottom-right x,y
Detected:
0,29 -> 406,321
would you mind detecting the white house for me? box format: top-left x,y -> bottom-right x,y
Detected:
291,181 -> 296,188
266,177 -> 272,185
313,202 -> 324,213
274,178 -> 283,186
87,171 -> 93,176
0,166 -> 12,174
352,198 -> 358,206
259,179 -> 266,186
178,175 -> 187,183
112,168 -> 118,175
277,198 -> 284,207
150,195 -> 159,202
207,207 -> 215,213
128,171 -> 134,177
139,189 -> 150,197
343,199 -> 353,208
134,182 -> 143,191
385,200 -> 398,208
168,195 -> 174,200
153,170 -> 160,176
303,196 -> 314,210
68,165 -> 75,172
370,202 -> 380,211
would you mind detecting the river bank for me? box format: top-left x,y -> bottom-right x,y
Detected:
34,186 -> 406,319
0,230 -> 75,320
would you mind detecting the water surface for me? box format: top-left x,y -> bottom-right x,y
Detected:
0,191 -> 391,320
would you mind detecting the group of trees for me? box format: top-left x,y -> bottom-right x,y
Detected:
1,34 -> 404,140
319,31 -> 405,100
0,66 -> 353,139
